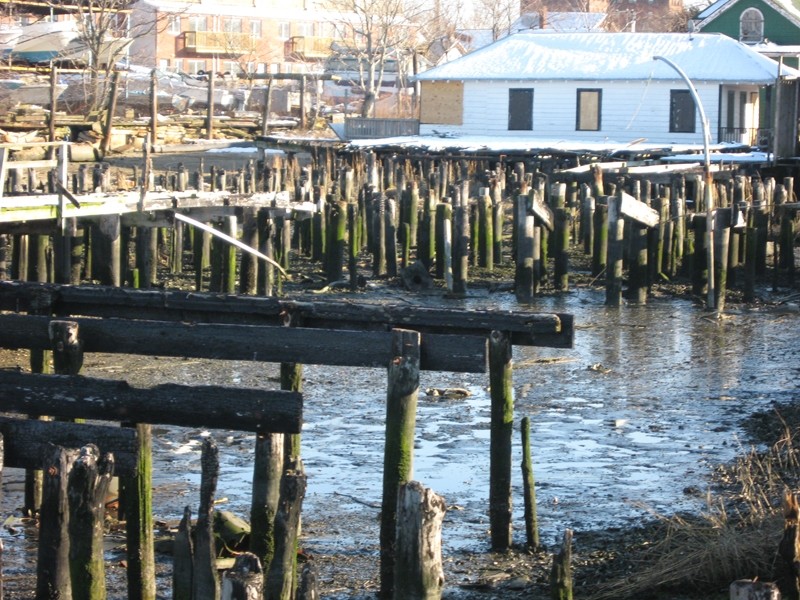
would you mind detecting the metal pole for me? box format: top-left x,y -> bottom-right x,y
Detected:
653,55 -> 715,309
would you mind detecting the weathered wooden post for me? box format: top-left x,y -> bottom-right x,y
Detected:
520,417 -> 539,550
394,481 -> 446,600
193,438 -> 220,600
222,553 -> 263,600
257,210 -> 274,297
95,215 -> 122,287
380,329 -> 421,599
68,445 -> 114,600
419,191 -> 435,271
550,529 -> 573,600
386,199 -> 398,278
628,217 -> 648,304
250,433 -> 283,576
714,208 -> 731,311
553,208 -> 569,292
489,330 -> 513,550
327,201 -> 346,284
239,209 -> 258,295
478,192 -> 494,269
606,194 -> 623,307
744,225 -> 757,303
121,422 -> 156,600
37,445 -> 79,600
592,202 -> 608,277
515,193 -> 534,303
173,507 -> 193,600
224,217 -> 237,293
348,203 -> 359,291
452,205 -> 469,295
265,460 -> 307,600
434,203 -> 451,280
692,215 -> 708,298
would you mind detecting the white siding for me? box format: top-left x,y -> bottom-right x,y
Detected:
421,79 -> 736,145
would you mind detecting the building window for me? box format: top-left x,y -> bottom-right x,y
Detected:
576,89 -> 601,131
223,61 -> 242,74
278,22 -> 290,38
223,18 -> 242,33
295,22 -> 314,37
250,20 -> 261,38
740,8 -> 764,43
508,88 -> 533,130
188,17 -> 207,32
174,58 -> 183,72
187,59 -> 206,74
257,63 -> 266,73
159,58 -> 169,70
167,15 -> 181,33
669,90 -> 695,133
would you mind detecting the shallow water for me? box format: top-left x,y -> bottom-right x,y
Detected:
4,284 -> 797,597
116,286 -> 800,557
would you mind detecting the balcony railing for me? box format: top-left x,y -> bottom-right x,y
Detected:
183,31 -> 256,56
345,117 -> 419,140
285,36 -> 334,59
718,126 -> 771,148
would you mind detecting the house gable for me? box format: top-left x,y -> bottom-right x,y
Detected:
697,0 -> 800,44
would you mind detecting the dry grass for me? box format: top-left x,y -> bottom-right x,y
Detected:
586,411 -> 800,599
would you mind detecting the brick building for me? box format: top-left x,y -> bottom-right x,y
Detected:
129,0 -> 353,75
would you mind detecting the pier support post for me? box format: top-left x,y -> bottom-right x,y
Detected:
489,330 -> 513,550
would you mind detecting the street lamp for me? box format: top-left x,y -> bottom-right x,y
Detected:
653,54 -> 716,310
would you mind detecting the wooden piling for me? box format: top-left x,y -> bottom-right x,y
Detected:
520,417 -> 539,550
550,529 -> 573,600
193,438 -> 220,600
386,199 -> 398,278
173,507 -> 193,600
37,445 -> 79,600
121,422 -> 156,600
692,215 -> 708,298
265,460 -> 306,600
434,203 -> 451,280
380,329 -> 421,599
478,194 -> 494,269
553,208 -> 569,292
489,331 -> 513,551
628,220 -> 648,304
239,210 -> 258,295
592,203 -> 608,277
67,445 -> 114,600
744,226 -> 756,303
348,203 -> 359,291
714,210 -> 730,311
250,433 -> 283,575
257,211 -> 274,297
394,481 -> 446,600
606,195 -> 623,307
452,205 -> 469,295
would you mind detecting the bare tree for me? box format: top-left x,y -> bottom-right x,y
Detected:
470,0 -> 519,41
328,0 -> 424,117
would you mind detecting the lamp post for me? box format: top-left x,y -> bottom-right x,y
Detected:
653,55 -> 716,310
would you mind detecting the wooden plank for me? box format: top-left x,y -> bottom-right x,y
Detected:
420,81 -> 463,126
619,191 -> 660,227
0,282 -> 574,349
529,189 -> 554,231
5,159 -> 58,170
0,416 -> 139,477
0,313 -> 488,373
0,370 -> 302,433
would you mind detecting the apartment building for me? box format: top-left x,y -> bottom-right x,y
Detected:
129,0 -> 352,75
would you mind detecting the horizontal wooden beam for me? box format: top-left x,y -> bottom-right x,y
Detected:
0,314 -> 487,373
0,371 -> 302,434
0,282 -> 573,349
0,417 -> 139,477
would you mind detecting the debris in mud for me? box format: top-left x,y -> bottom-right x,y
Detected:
588,363 -> 612,374
425,387 -> 472,399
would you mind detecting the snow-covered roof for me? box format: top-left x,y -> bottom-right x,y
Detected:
512,12 -> 607,33
414,32 -> 800,84
345,133 -> 753,156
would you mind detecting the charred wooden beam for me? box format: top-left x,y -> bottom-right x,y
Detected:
0,282 -> 574,349
0,417 -> 138,477
0,371 -> 302,434
0,314 -> 487,373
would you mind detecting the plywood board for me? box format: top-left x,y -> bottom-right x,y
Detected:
420,81 -> 463,125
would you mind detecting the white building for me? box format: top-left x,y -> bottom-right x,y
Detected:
413,32 -> 799,146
